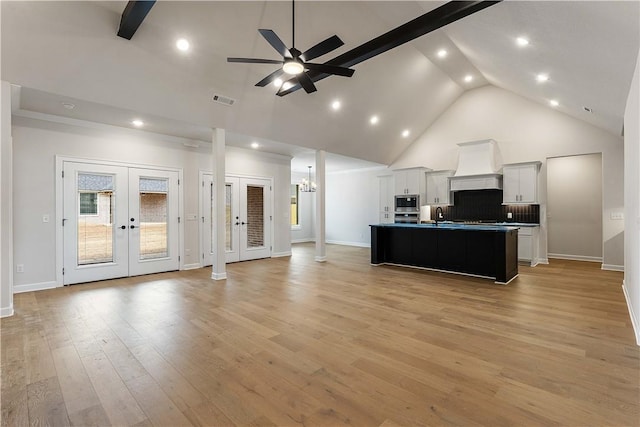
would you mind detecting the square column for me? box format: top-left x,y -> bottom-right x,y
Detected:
315,150 -> 326,262
211,128 -> 227,280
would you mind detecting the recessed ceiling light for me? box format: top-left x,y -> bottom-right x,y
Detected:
536,73 -> 549,83
437,49 -> 447,58
251,142 -> 260,149
370,115 -> 379,125
401,129 -> 410,138
176,38 -> 190,51
464,75 -> 473,83
516,37 -> 529,47
273,78 -> 283,87
61,102 -> 75,110
132,119 -> 144,127
549,99 -> 559,107
331,100 -> 341,110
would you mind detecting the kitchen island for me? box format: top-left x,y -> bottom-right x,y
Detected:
370,223 -> 519,284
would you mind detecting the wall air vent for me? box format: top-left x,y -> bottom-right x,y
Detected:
212,94 -> 236,106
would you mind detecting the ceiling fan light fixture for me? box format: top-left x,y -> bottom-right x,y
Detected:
283,60 -> 304,75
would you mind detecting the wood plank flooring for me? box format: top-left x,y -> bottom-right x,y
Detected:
2,243 -> 638,426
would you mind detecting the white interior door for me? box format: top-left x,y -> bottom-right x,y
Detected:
63,161 -> 180,284
63,162 -> 129,285
128,168 -> 180,276
239,177 -> 271,261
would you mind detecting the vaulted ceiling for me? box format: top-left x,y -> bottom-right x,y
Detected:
2,1 -> 638,167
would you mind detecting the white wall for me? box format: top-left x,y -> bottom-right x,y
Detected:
547,154 -> 603,260
325,168 -> 382,247
624,50 -> 640,345
1,81 -> 13,316
10,115 -> 291,289
291,171 -> 315,243
393,85 -> 625,268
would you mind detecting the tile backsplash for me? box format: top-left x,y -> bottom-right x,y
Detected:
429,189 -> 539,223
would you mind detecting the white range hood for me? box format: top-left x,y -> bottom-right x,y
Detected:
449,139 -> 503,191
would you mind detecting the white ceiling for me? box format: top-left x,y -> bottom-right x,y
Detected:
2,1 -> 638,168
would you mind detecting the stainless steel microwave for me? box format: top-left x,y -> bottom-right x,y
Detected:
395,195 -> 420,212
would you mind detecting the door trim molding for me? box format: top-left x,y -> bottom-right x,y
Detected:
56,156 -> 184,286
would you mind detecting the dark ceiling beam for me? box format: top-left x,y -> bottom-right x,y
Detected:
278,0 -> 502,96
117,1 -> 156,40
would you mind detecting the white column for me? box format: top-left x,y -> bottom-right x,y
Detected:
315,150 -> 326,262
211,128 -> 227,280
0,81 -> 14,316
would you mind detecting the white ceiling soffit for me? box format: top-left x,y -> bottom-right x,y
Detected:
2,1 -> 637,167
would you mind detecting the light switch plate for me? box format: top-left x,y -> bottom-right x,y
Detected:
43,214 -> 49,223
507,212 -> 513,219
610,212 -> 624,220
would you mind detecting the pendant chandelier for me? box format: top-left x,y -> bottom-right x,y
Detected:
300,165 -> 316,192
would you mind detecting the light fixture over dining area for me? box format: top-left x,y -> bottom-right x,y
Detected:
300,165 -> 316,192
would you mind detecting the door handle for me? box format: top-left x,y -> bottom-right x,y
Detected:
235,222 -> 240,226
130,225 -> 137,229
241,222 -> 248,225
120,225 -> 126,230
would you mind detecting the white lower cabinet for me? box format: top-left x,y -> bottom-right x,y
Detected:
517,226 -> 539,266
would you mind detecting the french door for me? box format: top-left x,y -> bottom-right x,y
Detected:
63,161 -> 180,285
201,174 -> 271,265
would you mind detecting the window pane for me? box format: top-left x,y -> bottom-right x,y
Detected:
225,184 -> 232,251
79,192 -> 98,215
290,184 -> 299,226
139,178 -> 168,260
77,174 -> 114,265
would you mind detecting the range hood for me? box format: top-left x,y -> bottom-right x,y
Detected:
449,139 -> 503,191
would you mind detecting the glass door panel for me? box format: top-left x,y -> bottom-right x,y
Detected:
246,185 -> 264,248
225,178 -> 240,263
77,174 -> 115,265
138,178 -> 169,260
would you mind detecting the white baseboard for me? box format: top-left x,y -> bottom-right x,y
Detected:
211,272 -> 227,280
602,264 -> 624,272
314,256 -> 327,262
326,239 -> 371,248
291,238 -> 314,244
272,251 -> 292,258
13,281 -> 58,294
1,306 -> 14,318
622,280 -> 640,346
182,263 -> 202,271
537,258 -> 549,265
548,253 -> 602,263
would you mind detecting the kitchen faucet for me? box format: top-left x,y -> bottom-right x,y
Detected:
435,206 -> 444,225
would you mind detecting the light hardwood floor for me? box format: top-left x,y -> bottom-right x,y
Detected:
2,243 -> 638,426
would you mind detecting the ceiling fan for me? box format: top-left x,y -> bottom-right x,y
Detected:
227,0 -> 355,95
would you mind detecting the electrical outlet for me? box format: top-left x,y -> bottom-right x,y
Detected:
507,212 -> 513,219
42,214 -> 49,223
16,264 -> 24,273
610,212 -> 624,220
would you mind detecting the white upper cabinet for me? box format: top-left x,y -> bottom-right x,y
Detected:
393,167 -> 428,199
425,170 -> 454,205
502,162 -> 541,204
378,175 -> 394,223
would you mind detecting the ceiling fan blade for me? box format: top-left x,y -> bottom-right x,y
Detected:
227,57 -> 284,65
258,29 -> 292,58
255,68 -> 285,87
304,63 -> 355,77
296,73 -> 318,94
300,35 -> 344,62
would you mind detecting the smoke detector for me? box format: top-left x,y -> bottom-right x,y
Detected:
212,93 -> 235,107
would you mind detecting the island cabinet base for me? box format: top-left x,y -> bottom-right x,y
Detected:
371,225 -> 518,284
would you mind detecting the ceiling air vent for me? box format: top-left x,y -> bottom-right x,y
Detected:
212,93 -> 235,107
